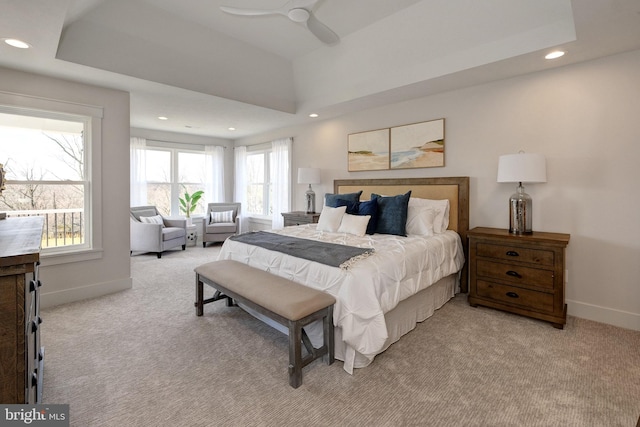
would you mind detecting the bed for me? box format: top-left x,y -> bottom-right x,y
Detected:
217,177 -> 469,373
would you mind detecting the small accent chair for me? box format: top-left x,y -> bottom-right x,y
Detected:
130,206 -> 187,258
202,202 -> 241,247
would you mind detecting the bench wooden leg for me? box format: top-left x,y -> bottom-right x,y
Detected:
195,275 -> 204,316
288,321 -> 303,388
324,305 -> 335,365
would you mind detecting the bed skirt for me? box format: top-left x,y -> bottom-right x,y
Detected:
239,272 -> 458,374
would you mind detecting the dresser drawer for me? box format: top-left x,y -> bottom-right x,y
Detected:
477,243 -> 554,266
476,280 -> 554,314
476,259 -> 554,290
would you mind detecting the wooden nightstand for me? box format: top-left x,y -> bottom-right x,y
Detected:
468,227 -> 570,329
281,211 -> 320,227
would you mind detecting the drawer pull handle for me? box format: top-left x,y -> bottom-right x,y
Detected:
506,251 -> 519,257
506,292 -> 519,298
506,270 -> 522,278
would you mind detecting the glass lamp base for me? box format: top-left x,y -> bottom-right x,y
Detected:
305,185 -> 316,214
509,184 -> 532,234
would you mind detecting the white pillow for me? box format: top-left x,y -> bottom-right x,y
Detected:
316,205 -> 347,232
338,213 -> 371,237
408,198 -> 450,233
405,206 -> 437,236
140,215 -> 164,226
210,210 -> 234,223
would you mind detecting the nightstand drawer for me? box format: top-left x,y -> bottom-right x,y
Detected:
281,212 -> 320,227
476,259 -> 554,290
477,243 -> 554,266
476,280 -> 554,314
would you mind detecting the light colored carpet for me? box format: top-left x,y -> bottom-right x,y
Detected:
42,244 -> 640,427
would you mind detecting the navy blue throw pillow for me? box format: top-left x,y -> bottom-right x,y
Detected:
371,191 -> 412,236
325,197 -> 358,214
325,191 -> 362,210
356,199 -> 378,235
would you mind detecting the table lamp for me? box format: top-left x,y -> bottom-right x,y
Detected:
497,152 -> 546,234
297,167 -> 321,214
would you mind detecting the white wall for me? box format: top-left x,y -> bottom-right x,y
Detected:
0,66 -> 132,307
237,49 -> 640,331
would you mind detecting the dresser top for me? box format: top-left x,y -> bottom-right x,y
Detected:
468,227 -> 570,246
0,217 -> 44,264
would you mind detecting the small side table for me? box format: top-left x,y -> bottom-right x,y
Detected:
186,224 -> 197,246
467,227 -> 570,329
281,211 -> 320,227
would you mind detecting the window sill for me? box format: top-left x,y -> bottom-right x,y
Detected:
41,247 -> 103,266
247,215 -> 272,222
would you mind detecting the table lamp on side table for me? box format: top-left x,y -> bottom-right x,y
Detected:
497,152 -> 546,234
297,167 -> 321,214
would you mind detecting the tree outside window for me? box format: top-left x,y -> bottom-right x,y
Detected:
0,111 -> 89,250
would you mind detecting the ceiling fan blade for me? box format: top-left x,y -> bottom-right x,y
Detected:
220,6 -> 280,17
306,13 -> 339,44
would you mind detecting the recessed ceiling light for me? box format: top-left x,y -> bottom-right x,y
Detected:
228,127 -> 236,131
309,113 -> 319,118
157,116 -> 168,120
545,51 -> 565,60
3,38 -> 30,49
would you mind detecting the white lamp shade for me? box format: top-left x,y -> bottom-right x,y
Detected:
497,153 -> 547,183
297,167 -> 321,184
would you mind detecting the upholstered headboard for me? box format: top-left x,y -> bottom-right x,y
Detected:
334,177 -> 470,292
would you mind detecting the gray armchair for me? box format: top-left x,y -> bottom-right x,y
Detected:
130,206 -> 187,258
202,202 -> 240,247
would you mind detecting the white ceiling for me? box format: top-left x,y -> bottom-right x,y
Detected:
1,0 -> 640,140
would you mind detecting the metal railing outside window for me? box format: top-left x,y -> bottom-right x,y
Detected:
8,209 -> 84,248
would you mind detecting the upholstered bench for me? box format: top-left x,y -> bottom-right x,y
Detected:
194,259 -> 336,388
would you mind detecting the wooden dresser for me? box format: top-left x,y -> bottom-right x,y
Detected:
467,227 -> 570,329
281,211 -> 320,227
0,216 -> 45,403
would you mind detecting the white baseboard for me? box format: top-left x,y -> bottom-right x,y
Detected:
567,299 -> 640,331
40,278 -> 133,309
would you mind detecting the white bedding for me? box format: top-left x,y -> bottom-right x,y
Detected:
217,224 -> 465,372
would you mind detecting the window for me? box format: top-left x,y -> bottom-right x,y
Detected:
246,150 -> 274,216
143,145 -> 207,216
0,110 -> 91,252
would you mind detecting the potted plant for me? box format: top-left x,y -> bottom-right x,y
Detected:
179,189 -> 204,225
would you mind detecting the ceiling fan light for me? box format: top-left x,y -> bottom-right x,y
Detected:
288,8 -> 310,22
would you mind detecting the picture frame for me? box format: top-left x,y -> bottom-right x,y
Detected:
390,118 -> 445,169
348,128 -> 390,172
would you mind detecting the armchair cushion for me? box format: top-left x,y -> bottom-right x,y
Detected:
205,222 -> 237,234
210,210 -> 235,223
162,227 -> 186,241
140,215 -> 164,226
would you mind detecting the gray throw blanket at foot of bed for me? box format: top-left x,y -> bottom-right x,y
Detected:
229,231 -> 374,269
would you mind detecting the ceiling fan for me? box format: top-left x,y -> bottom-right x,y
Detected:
220,0 -> 339,45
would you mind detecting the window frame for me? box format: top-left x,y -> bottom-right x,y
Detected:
246,147 -> 273,218
142,141 -> 208,217
0,91 -> 103,265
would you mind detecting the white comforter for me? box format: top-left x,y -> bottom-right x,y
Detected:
217,225 -> 465,371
